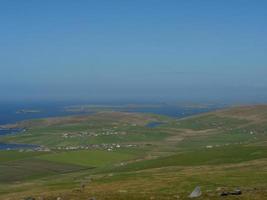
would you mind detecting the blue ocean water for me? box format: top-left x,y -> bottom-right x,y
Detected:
0,102 -> 83,125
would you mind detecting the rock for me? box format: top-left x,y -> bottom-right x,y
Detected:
220,189 -> 242,196
220,191 -> 229,196
24,197 -> 35,200
189,186 -> 202,198
230,189 -> 242,195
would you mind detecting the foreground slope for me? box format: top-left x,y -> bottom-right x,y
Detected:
0,105 -> 267,199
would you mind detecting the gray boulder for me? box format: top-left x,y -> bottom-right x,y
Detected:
189,186 -> 202,198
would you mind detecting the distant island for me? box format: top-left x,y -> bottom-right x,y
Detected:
16,109 -> 41,114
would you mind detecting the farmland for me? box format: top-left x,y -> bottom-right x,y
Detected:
0,105 -> 267,199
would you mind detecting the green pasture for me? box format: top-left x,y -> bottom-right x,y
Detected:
38,149 -> 140,167
107,145 -> 267,173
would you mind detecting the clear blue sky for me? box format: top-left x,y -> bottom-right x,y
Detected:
0,0 -> 266,103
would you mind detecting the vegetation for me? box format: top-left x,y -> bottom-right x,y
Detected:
38,149 -> 140,167
0,105 -> 267,199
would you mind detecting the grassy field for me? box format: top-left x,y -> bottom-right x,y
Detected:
0,105 -> 267,199
38,149 -> 141,167
102,145 -> 267,173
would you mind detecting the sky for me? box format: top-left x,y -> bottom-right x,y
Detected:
0,0 -> 267,103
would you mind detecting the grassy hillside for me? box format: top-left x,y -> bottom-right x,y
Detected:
0,105 -> 267,199
38,149 -> 141,167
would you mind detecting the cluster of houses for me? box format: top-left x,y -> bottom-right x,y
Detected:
61,128 -> 127,138
18,146 -> 51,152
55,143 -> 137,151
205,141 -> 256,149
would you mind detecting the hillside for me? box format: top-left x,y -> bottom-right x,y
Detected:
0,105 -> 267,200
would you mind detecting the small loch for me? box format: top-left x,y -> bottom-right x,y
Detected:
0,128 -> 37,150
146,122 -> 165,128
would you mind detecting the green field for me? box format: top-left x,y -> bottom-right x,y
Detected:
0,106 -> 267,199
106,145 -> 267,173
38,149 -> 140,167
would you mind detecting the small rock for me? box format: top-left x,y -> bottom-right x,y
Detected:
220,191 -> 229,196
189,186 -> 202,198
230,189 -> 242,195
24,197 -> 35,200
